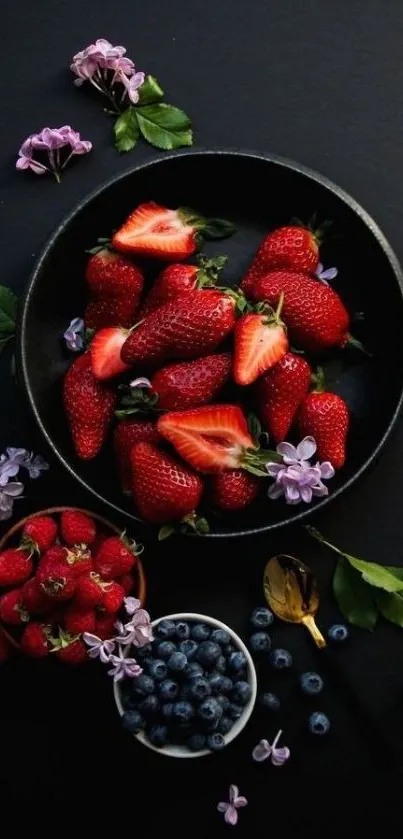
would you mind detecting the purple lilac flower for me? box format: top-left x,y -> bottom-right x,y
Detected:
266,436 -> 335,505
217,785 -> 248,826
82,633 -> 115,662
0,453 -> 21,486
315,263 -> 338,285
6,448 -> 49,479
0,482 -> 24,521
123,596 -> 141,616
252,730 -> 290,766
121,71 -> 146,104
64,317 -> 85,352
70,39 -> 145,111
16,126 -> 92,182
107,650 -> 143,683
114,608 -> 153,648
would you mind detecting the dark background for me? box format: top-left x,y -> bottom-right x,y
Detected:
2,0 -> 403,832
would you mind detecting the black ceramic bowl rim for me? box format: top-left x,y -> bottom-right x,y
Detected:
17,147 -> 403,538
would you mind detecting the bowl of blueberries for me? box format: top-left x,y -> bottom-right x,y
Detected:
114,612 -> 257,757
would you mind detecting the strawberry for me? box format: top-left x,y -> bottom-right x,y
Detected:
21,577 -> 53,615
250,270 -> 350,352
255,352 -> 312,443
60,510 -> 97,547
241,224 -> 320,295
113,418 -> 161,494
112,202 -> 234,261
21,515 -> 58,554
85,296 -> 139,331
63,352 -> 116,460
94,536 -> 137,581
234,300 -> 288,386
38,544 -> 68,572
157,404 -> 257,473
0,548 -> 33,587
90,327 -> 131,380
0,588 -> 29,625
63,605 -> 96,635
297,386 -> 349,470
119,573 -> 135,595
95,614 -> 116,639
0,631 -> 13,664
138,255 -> 227,318
86,248 -> 144,299
131,442 -> 204,524
209,469 -> 261,511
150,352 -> 232,411
21,622 -> 50,658
75,572 -> 105,608
37,559 -> 77,601
52,632 -> 87,665
101,581 -> 125,615
64,545 -> 94,578
121,290 -> 237,367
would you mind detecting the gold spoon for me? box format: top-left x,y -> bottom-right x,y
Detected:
263,554 -> 326,648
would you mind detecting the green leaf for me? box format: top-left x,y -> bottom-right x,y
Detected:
384,566 -> 403,582
136,103 -> 193,150
138,75 -> 164,105
158,525 -> 176,541
248,412 -> 262,444
0,286 -> 18,338
346,555 -> 403,593
333,558 -> 378,630
202,219 -> 236,240
114,107 -> 140,153
375,590 -> 403,627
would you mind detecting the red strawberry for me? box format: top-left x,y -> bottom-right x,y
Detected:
95,614 -> 116,640
21,622 -> 50,658
86,248 -> 144,299
255,352 -> 312,443
119,573 -> 135,595
94,536 -> 137,581
37,559 -> 77,601
113,418 -> 161,494
85,296 -> 139,331
138,255 -> 226,318
0,548 -> 33,587
209,469 -> 261,511
250,270 -> 350,352
63,353 -> 116,460
0,631 -> 13,664
38,545 -> 68,572
21,515 -> 58,554
101,581 -> 125,615
112,203 -> 234,261
52,632 -> 87,665
157,404 -> 256,473
234,301 -> 288,386
297,388 -> 349,470
63,605 -> 96,635
131,442 -> 204,524
0,588 -> 29,625
90,327 -> 131,380
121,290 -> 237,367
64,545 -> 94,578
150,352 -> 232,411
21,577 -> 53,615
241,225 -> 320,295
60,510 -> 97,547
75,572 -> 105,608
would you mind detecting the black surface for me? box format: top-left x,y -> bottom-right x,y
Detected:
3,0 -> 403,831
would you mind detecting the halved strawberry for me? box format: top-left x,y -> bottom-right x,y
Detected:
90,327 -> 131,380
234,299 -> 288,386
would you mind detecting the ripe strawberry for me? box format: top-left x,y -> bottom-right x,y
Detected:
0,588 -> 29,625
74,572 -> 105,608
112,202 -> 234,260
131,442 -> 204,524
209,470 -> 261,511
95,614 -> 116,640
234,301 -> 288,386
138,255 -> 226,318
60,510 -> 97,547
37,559 -> 77,601
119,573 -> 135,595
85,295 -> 140,331
21,515 -> 58,554
255,352 -> 312,443
121,290 -> 237,367
65,546 -> 94,578
241,225 -> 320,295
90,327 -> 131,380
113,418 -> 161,494
250,270 -> 350,352
52,632 -> 87,665
157,404 -> 256,473
21,622 -> 50,658
86,248 -> 144,299
94,536 -> 137,581
0,631 -> 13,664
38,545 -> 68,573
151,352 -> 232,411
21,577 -> 53,615
101,581 -> 125,615
63,605 -> 96,634
0,548 -> 33,587
297,388 -> 349,470
63,352 -> 116,460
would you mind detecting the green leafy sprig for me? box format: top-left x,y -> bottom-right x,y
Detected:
114,75 -> 192,153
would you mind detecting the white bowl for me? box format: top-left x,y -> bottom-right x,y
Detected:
114,612 -> 257,758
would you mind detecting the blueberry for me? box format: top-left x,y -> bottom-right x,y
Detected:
207,732 -> 226,751
175,621 -> 190,640
135,643 -> 153,660
220,676 -> 233,694
137,694 -> 160,716
226,643 -> 236,655
300,672 -> 324,696
167,651 -> 188,673
131,674 -> 155,696
187,733 -> 207,752
218,715 -> 233,735
159,679 -> 179,700
270,648 -> 292,669
328,624 -> 349,643
178,639 -> 197,661
227,703 -> 243,720
308,711 -> 331,735
189,677 -> 211,701
191,623 -> 210,642
209,673 -> 225,695
161,702 -> 174,719
122,710 -> 144,733
147,724 -> 168,748
258,692 -> 280,711
156,640 -> 176,660
249,632 -> 272,654
196,641 -> 221,669
198,697 -> 223,727
251,606 -> 273,628
146,659 -> 167,682
216,695 -> 230,711
210,628 -> 230,647
216,655 -> 226,674
228,651 -> 247,673
156,619 -> 176,640
172,701 -> 195,724
231,680 -> 252,706
184,662 -> 203,681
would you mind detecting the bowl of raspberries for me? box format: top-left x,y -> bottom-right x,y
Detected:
114,612 -> 257,757
0,507 -> 146,662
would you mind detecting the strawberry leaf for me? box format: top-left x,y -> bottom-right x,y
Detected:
136,104 -> 193,150
202,219 -> 236,240
138,75 -> 164,105
0,285 -> 18,339
114,107 -> 140,153
158,525 -> 176,541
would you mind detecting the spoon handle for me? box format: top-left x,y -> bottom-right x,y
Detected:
301,614 -> 326,648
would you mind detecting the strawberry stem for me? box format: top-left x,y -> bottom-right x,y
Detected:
195,254 -> 227,288
310,366 -> 325,393
345,334 -> 372,356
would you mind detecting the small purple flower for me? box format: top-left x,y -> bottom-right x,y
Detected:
0,482 -> 24,521
121,71 -> 146,104
217,785 -> 248,826
16,126 -> 92,182
70,39 -> 144,112
252,730 -> 290,766
123,596 -> 141,616
83,632 -> 115,662
315,263 -> 338,285
64,318 -> 85,352
114,609 -> 153,648
107,650 -> 143,682
0,453 -> 21,486
266,437 -> 335,505
6,448 -> 49,479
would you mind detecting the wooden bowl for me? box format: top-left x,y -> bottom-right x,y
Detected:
0,506 -> 147,651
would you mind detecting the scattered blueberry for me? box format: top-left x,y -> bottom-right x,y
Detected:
218,716 -> 233,735
189,677 -> 211,701
191,623 -> 210,642
207,732 -> 226,751
167,651 -> 188,673
196,641 -> 221,669
184,662 -> 203,680
227,703 -> 243,720
228,651 -> 247,673
249,631 -> 272,654
155,640 -> 176,660
147,724 -> 168,748
137,695 -> 160,716
270,648 -> 292,670
159,679 -> 179,701
176,621 -> 190,640
210,628 -> 230,646
122,709 -> 144,733
156,619 -> 176,640
179,639 -> 198,660
251,606 -> 273,628
209,673 -> 226,695
187,733 -> 207,752
300,672 -> 324,696
172,701 -> 195,723
131,674 -> 155,696
198,697 -> 223,727
146,659 -> 167,682
328,624 -> 349,643
308,712 -> 331,735
258,692 -> 280,711
216,655 -> 227,674
231,680 -> 252,706
161,702 -> 174,719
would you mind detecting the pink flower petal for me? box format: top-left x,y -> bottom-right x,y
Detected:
217,803 -> 228,813
252,740 -> 271,762
224,806 -> 238,826
296,436 -> 317,461
271,746 -> 290,766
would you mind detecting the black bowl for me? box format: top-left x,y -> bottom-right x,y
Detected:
18,149 -> 403,537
